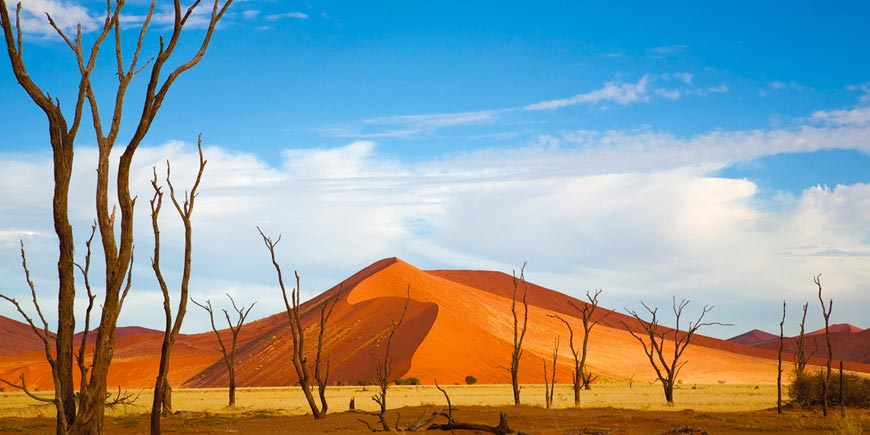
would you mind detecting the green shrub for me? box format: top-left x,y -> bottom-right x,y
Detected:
395,377 -> 421,386
465,375 -> 477,385
356,379 -> 374,387
789,370 -> 870,408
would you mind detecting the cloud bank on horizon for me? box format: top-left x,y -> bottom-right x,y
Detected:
0,0 -> 869,338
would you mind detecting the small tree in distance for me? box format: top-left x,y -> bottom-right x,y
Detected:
623,298 -> 729,406
191,294 -> 255,407
464,375 -> 477,385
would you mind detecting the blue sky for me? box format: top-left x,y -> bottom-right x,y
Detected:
1,1 -> 869,338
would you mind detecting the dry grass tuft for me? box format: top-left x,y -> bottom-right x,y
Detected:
831,411 -> 863,435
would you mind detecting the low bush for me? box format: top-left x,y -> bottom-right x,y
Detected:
789,370 -> 870,408
395,377 -> 420,385
465,375 -> 477,385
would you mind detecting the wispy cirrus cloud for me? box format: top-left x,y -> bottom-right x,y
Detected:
364,109 -> 506,129
321,74 -> 729,138
524,75 -> 652,110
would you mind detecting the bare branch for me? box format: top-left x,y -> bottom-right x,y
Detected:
75,222 -> 98,393
0,374 -> 55,403
105,385 -> 141,409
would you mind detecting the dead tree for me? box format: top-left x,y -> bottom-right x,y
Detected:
367,286 -> 411,431
509,264 -> 529,405
543,336 -> 559,409
149,141 -> 207,433
259,228 -> 342,420
0,1 -> 233,433
777,300 -> 785,414
815,274 -> 833,417
794,302 -> 815,374
573,290 -> 607,390
549,289 -> 607,406
624,298 -> 728,406
191,294 -> 255,407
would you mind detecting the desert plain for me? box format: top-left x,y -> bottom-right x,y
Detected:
0,384 -> 868,434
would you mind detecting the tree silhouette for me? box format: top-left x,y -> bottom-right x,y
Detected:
624,298 -> 728,405
191,294 -> 255,407
258,228 -> 342,419
549,288 -> 608,405
0,2 -> 233,433
509,264 -> 529,405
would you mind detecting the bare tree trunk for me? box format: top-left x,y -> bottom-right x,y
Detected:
509,264 -> 529,406
663,380 -> 674,405
815,274 -> 833,417
543,336 -> 559,409
776,301 -> 785,414
429,412 -> 531,435
549,315 -> 580,405
161,382 -> 172,416
839,360 -> 844,416
229,370 -> 236,407
192,294 -> 256,408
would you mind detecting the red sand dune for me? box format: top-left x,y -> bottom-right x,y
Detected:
730,324 -> 870,365
727,329 -> 780,346
0,315 -> 46,356
1,258 -> 869,391
806,323 -> 864,336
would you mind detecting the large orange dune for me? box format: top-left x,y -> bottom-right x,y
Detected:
1,258 -> 868,391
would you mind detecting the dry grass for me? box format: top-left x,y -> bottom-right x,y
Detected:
0,383 -> 779,418
831,411 -> 864,435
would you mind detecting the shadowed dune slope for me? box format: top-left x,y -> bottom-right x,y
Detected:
0,315 -> 46,356
727,329 -> 780,346
2,258 -> 869,390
